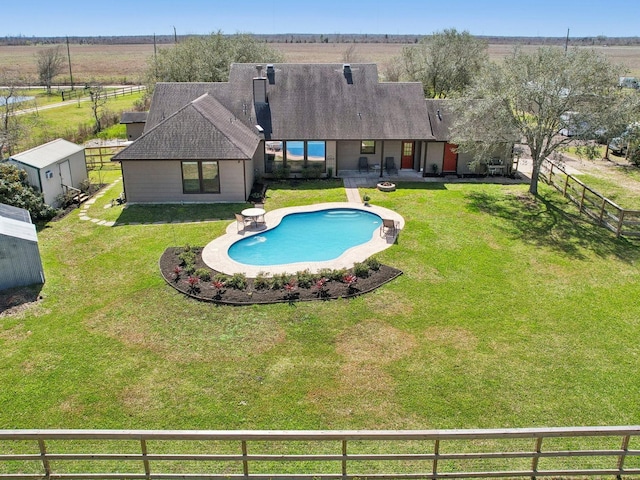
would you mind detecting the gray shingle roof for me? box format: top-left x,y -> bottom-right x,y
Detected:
117,63 -> 436,161
120,112 -> 148,124
114,94 -> 260,161
425,99 -> 451,142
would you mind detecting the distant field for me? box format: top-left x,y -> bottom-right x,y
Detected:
1,42 -> 639,84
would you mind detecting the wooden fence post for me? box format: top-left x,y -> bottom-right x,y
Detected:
616,209 -> 626,238
342,440 -> 348,479
242,440 -> 249,477
599,198 -> 607,223
617,434 -> 630,480
141,439 -> 151,479
37,439 -> 51,478
579,185 -> 587,213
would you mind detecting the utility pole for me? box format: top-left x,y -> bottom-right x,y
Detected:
153,33 -> 158,79
66,36 -> 74,90
173,26 -> 178,44
564,28 -> 570,53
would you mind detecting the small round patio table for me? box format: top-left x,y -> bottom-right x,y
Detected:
241,207 -> 266,227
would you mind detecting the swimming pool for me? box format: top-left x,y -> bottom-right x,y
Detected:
228,208 -> 382,266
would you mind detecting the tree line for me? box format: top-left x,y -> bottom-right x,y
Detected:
3,33 -> 640,47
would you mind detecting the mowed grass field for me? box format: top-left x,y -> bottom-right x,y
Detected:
1,41 -> 639,83
2,176 -> 640,435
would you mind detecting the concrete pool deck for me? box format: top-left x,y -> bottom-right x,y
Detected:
201,202 -> 405,277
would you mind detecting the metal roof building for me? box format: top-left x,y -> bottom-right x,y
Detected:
0,203 -> 45,291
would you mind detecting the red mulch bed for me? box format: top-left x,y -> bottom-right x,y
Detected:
159,247 -> 402,306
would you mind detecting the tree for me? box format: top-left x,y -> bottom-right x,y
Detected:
0,164 -> 58,221
450,47 -> 635,195
401,28 -> 488,98
0,71 -> 35,158
88,83 -> 107,133
36,46 -> 66,94
147,32 -> 285,86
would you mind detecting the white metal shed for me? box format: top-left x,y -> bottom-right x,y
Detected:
0,203 -> 45,291
8,139 -> 88,208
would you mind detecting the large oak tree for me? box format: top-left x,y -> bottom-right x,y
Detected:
450,47 -> 636,195
401,28 -> 488,98
147,32 -> 285,86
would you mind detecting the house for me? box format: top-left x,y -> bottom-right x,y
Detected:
425,99 -> 514,176
8,139 -> 88,208
113,63 -> 513,203
120,111 -> 148,140
0,203 -> 45,291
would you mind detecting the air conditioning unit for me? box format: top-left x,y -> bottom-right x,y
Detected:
45,170 -> 54,179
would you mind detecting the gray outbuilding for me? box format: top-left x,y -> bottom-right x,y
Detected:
8,139 -> 88,208
120,111 -> 148,141
0,203 -> 45,291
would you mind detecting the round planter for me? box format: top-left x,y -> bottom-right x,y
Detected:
377,182 -> 396,192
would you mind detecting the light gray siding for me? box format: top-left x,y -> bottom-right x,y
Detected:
122,160 -> 249,203
426,142 -> 445,173
380,140 -> 402,168
126,123 -> 145,141
326,141 -> 337,175
337,140 -> 408,171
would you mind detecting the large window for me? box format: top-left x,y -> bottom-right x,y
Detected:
265,141 -> 283,173
264,140 -> 326,174
182,161 -> 220,194
307,141 -> 326,170
360,140 -> 375,154
286,140 -> 305,173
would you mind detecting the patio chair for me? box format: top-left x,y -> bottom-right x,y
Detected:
380,218 -> 398,237
235,213 -> 253,232
358,156 -> 369,173
385,157 -> 398,175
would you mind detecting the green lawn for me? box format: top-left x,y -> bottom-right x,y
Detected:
19,91 -> 145,150
2,180 -> 640,436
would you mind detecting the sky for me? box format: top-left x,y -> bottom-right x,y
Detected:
5,0 -> 640,38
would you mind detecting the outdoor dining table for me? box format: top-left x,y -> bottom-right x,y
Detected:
241,207 -> 266,227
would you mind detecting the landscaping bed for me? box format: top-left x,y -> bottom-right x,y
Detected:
159,246 -> 402,305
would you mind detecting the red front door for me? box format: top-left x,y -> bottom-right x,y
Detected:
401,141 -> 414,169
443,143 -> 458,173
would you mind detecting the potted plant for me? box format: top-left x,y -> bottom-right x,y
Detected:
362,194 -> 371,206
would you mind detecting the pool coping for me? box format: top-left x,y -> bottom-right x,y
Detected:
201,202 -> 405,277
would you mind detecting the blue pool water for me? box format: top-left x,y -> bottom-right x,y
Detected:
228,208 -> 382,266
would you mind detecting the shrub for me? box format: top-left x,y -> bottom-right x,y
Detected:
178,250 -> 196,267
183,263 -> 196,275
295,270 -> 316,288
226,273 -> 247,290
301,165 -> 323,180
270,273 -> 290,290
213,273 -> 229,284
272,165 -> 291,181
365,257 -> 381,271
194,268 -> 211,282
0,164 -> 59,221
254,272 -> 270,290
328,268 -> 348,282
353,262 -> 370,278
